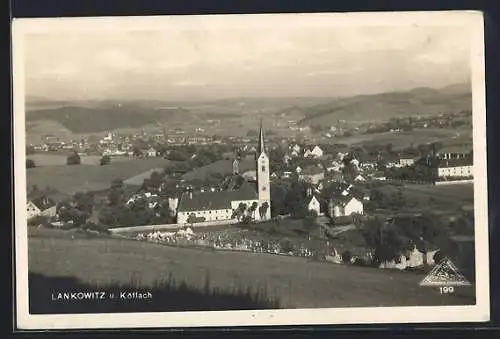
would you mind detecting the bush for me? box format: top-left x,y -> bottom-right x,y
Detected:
342,250 -> 352,263
100,155 -> 111,166
66,152 -> 81,165
26,159 -> 36,168
28,215 -> 50,227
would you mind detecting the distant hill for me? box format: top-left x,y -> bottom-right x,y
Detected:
25,84 -> 471,134
26,104 -> 190,134
298,83 -> 472,126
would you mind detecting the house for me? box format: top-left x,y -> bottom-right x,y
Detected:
436,146 -> 472,160
147,147 -> 158,157
328,195 -> 364,218
305,145 -> 324,158
177,120 -> 272,224
372,171 -> 387,181
26,200 -> 41,220
398,151 -> 420,167
283,154 -> 292,164
307,195 -> 321,216
290,144 -> 301,155
295,166 -> 302,174
354,174 -> 366,182
436,157 -> 473,179
26,197 -> 57,220
299,167 -> 325,185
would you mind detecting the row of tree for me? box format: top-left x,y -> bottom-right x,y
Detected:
359,214 -> 454,264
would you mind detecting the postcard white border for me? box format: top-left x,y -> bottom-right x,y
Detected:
13,11 -> 490,330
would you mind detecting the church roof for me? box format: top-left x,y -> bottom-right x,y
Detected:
177,183 -> 258,212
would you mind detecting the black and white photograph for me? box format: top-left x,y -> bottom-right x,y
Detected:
13,11 -> 489,329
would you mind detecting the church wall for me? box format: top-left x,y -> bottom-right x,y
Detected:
177,208 -> 233,225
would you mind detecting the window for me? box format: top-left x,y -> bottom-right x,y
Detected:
262,186 -> 266,191
261,165 -> 266,172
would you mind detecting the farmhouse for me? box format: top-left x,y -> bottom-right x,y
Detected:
436,157 -> 473,179
307,195 -> 322,216
398,151 -> 420,167
304,145 -> 324,158
26,197 -> 57,220
177,120 -> 272,224
327,195 -> 364,218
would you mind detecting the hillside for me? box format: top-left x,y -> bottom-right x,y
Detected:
298,84 -> 472,126
26,104 -> 190,134
24,83 -> 471,134
29,227 -> 475,311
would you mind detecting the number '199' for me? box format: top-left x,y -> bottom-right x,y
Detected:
439,286 -> 454,294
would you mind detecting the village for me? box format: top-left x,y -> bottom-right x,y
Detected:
25,114 -> 475,277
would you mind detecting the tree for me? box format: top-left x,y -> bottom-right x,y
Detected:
248,202 -> 258,220
259,201 -> 270,219
66,151 -> 81,165
280,238 -> 295,253
302,212 -> 317,230
100,155 -> 111,166
342,162 -> 358,183
108,178 -> 125,206
385,143 -> 394,154
360,217 -> 406,264
232,203 -> 247,221
284,181 -> 308,218
342,250 -> 352,263
247,129 -> 258,137
187,213 -> 198,225
26,159 -> 36,168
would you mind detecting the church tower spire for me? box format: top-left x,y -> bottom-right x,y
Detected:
256,118 -> 271,220
258,118 -> 265,155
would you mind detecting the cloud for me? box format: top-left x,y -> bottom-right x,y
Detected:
22,21 -> 472,100
94,50 -> 144,70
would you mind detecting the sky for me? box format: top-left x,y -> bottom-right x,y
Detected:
20,14 -> 473,101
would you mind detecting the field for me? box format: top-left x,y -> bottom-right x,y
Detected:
26,153 -> 109,166
123,167 -> 166,186
26,158 -> 175,194
28,227 -> 475,311
330,128 -> 472,149
376,182 -> 474,213
182,157 -> 256,181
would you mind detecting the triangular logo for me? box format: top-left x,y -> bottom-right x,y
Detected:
420,257 -> 472,286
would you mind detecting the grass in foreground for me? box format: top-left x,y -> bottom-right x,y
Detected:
29,272 -> 279,314
28,228 -> 476,311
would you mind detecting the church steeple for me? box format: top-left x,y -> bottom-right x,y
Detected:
258,118 -> 265,155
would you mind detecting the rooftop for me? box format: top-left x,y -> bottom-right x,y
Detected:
437,157 -> 473,168
177,183 -> 257,212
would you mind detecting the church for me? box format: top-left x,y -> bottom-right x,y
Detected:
176,120 -> 271,225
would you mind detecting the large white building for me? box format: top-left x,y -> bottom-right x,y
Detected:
177,120 -> 271,224
436,157 -> 473,179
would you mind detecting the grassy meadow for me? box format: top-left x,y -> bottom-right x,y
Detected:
375,182 -> 474,213
26,158 -> 175,194
331,127 -> 471,149
28,227 -> 475,312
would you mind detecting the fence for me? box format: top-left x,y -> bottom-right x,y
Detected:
108,219 -> 237,234
435,179 -> 473,186
385,178 -> 435,185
